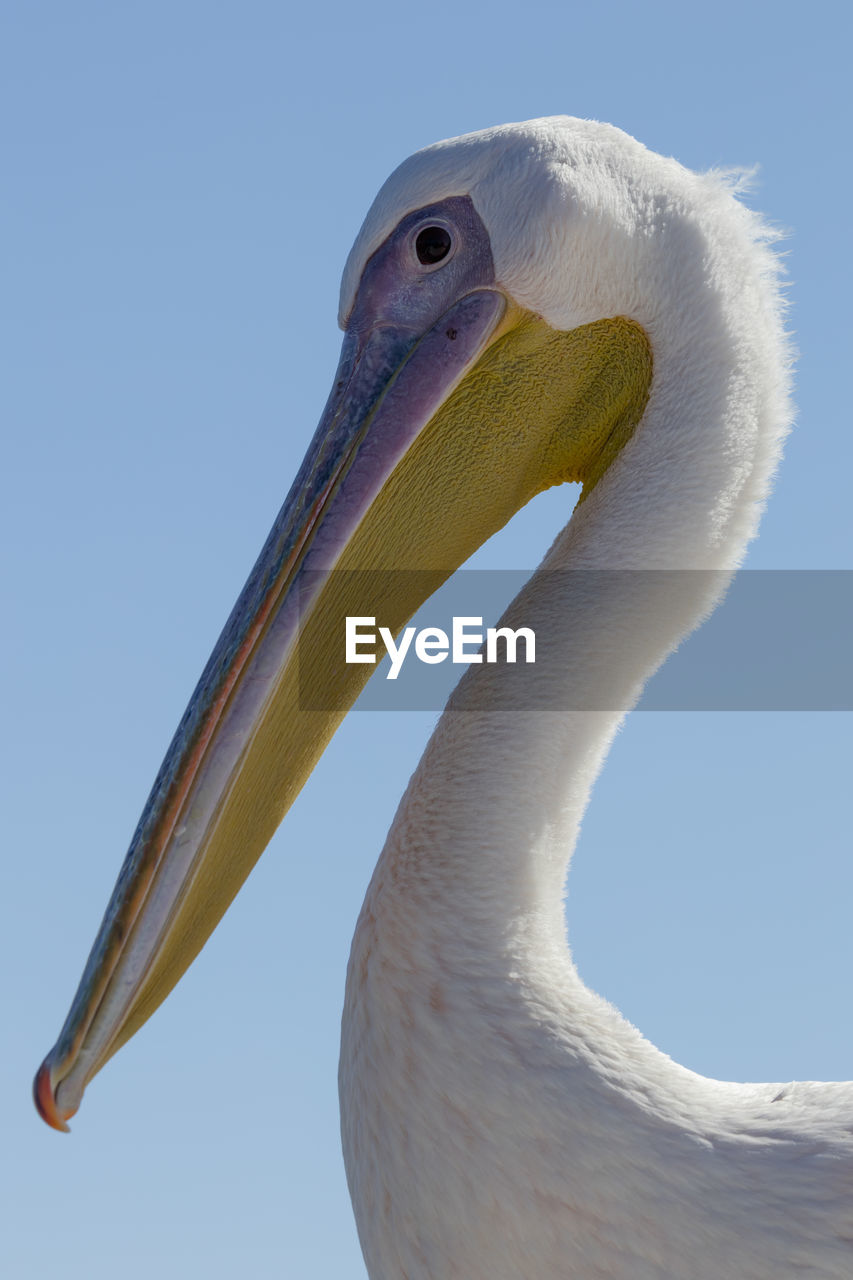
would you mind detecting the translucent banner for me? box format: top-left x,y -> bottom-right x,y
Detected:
295,570 -> 853,711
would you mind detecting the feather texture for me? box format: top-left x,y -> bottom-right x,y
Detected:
338,120 -> 852,1279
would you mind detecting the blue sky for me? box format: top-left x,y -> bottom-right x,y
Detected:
3,2 -> 851,1276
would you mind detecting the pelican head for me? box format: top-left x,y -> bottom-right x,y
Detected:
35,117 -> 669,1127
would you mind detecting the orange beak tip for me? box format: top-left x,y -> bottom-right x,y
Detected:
33,1058 -> 75,1133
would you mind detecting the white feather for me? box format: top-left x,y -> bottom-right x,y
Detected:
337,119 -> 852,1278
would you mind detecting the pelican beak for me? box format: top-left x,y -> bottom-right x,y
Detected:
35,196 -> 652,1130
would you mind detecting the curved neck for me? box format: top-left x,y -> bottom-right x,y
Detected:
373,257 -> 788,969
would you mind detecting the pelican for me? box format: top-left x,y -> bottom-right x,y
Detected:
34,117 -> 853,1277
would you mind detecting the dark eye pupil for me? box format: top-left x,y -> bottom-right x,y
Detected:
415,226 -> 452,265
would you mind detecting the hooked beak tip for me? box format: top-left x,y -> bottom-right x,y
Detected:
33,1058 -> 74,1133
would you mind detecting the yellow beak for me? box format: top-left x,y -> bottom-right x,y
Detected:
35,200 -> 651,1130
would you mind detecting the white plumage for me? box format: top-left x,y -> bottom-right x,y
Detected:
337,119 -> 853,1278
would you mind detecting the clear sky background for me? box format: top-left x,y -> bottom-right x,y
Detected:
3,2 -> 851,1276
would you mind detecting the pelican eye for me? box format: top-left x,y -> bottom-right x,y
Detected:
414,225 -> 453,266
